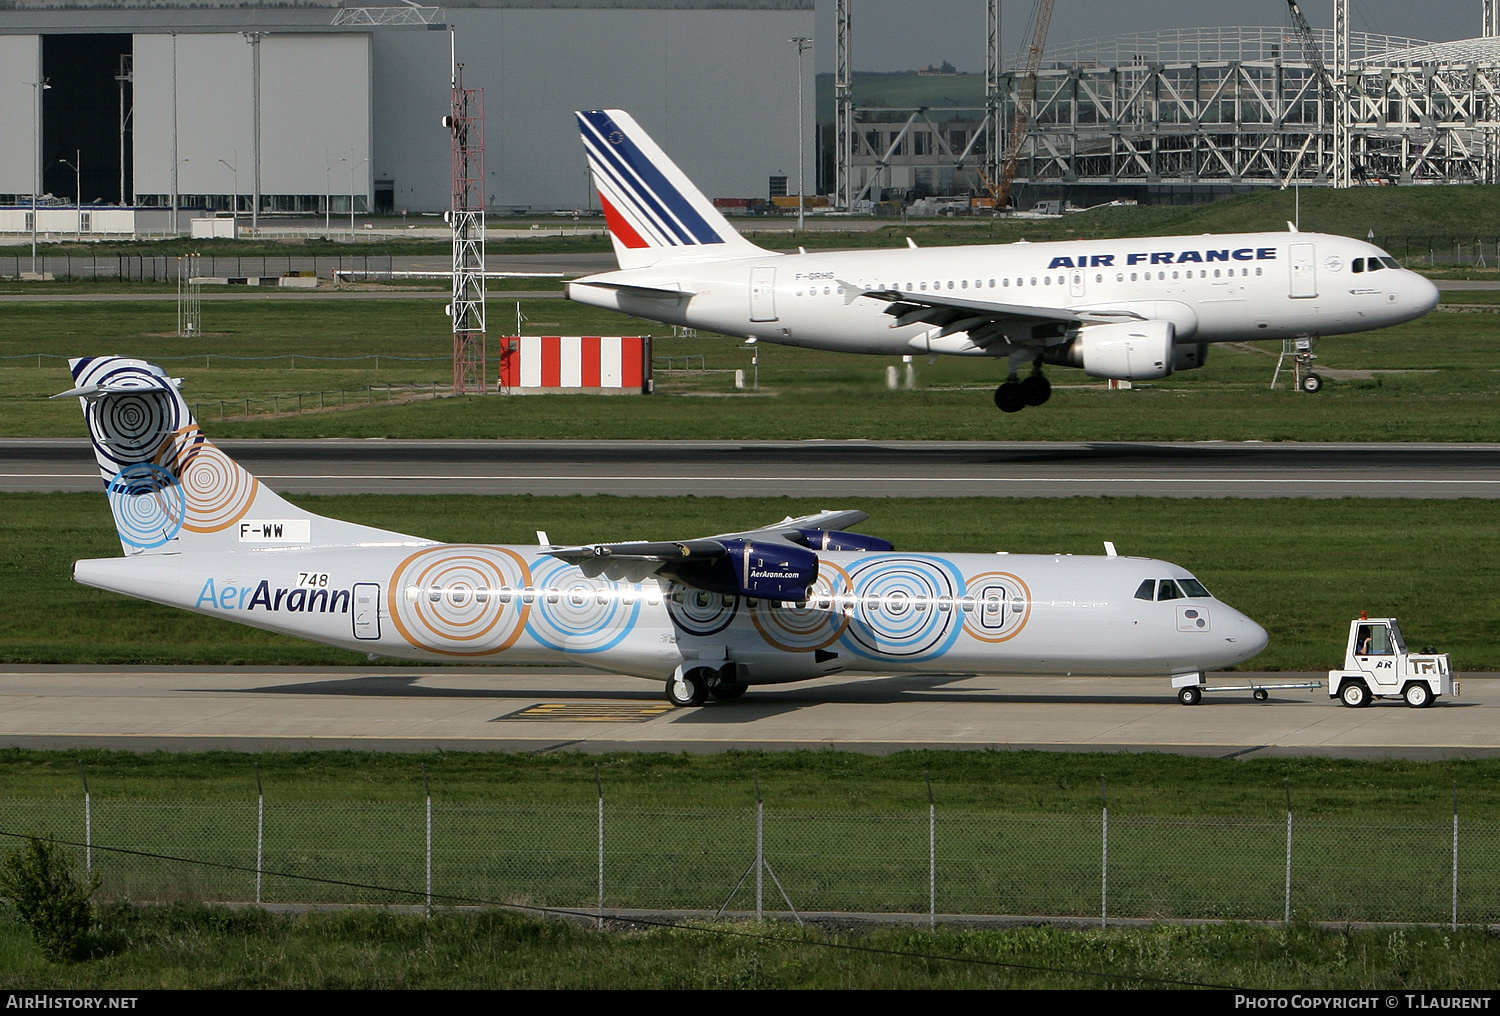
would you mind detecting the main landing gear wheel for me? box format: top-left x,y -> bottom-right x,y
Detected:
1253,688 -> 1269,702
1177,685 -> 1202,706
1340,681 -> 1371,708
666,668 -> 714,707
1020,372 -> 1052,406
1299,373 -> 1324,393
712,682 -> 748,701
1403,682 -> 1432,708
994,378 -> 1027,413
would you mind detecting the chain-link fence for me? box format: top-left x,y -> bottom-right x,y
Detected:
2,782 -> 1494,926
0,254 -> 396,282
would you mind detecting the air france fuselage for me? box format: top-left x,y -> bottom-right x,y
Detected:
568,231 -> 1438,355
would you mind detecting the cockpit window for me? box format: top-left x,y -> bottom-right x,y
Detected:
1352,258 -> 1364,273
1157,579 -> 1183,601
1179,578 -> 1211,597
1381,256 -> 1402,270
1367,258 -> 1385,272
1134,579 -> 1155,601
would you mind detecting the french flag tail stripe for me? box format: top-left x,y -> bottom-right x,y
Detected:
578,113 -> 699,246
598,194 -> 649,249
577,109 -> 724,247
590,154 -> 680,248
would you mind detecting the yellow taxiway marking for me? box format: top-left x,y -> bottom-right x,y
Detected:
495,702 -> 676,723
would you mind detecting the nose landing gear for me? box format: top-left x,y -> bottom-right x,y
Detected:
994,366 -> 1052,413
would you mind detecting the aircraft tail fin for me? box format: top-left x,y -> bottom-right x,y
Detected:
577,108 -> 773,271
60,356 -> 423,556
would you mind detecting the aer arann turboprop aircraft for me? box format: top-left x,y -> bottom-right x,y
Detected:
63,357 -> 1268,706
567,109 -> 1440,412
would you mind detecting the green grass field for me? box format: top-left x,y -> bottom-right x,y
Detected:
3,904 -> 1496,989
5,493 -> 1496,671
1,749 -> 1499,927
3,294 -> 1498,441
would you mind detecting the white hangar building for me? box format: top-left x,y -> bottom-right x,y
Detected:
0,0 -> 814,218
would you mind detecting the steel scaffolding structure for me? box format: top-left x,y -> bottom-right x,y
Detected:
448,59 -> 486,395
836,10 -> 1500,204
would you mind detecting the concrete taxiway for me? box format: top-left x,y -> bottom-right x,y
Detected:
5,439 -> 1498,498
0,665 -> 1492,760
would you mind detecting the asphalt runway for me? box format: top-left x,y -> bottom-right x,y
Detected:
6,438 -> 1499,498
0,665 -> 1490,759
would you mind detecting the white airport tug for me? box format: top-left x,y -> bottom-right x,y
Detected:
1328,613 -> 1456,708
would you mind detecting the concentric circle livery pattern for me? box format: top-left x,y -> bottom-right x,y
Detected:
155,427 -> 259,533
106,463 -> 185,549
961,571 -> 1033,643
840,556 -> 963,661
666,584 -> 739,637
526,559 -> 641,654
749,560 -> 850,652
387,546 -> 532,656
74,361 -> 185,471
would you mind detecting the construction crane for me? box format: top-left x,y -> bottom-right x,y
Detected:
1283,0 -> 1355,186
995,0 -> 1055,211
1283,0 -> 1332,90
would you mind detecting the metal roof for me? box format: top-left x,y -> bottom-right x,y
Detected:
1359,37 -> 1500,65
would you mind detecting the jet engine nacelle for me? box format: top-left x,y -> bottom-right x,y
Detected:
1046,320 -> 1176,381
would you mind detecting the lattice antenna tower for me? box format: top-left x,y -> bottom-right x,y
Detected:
447,35 -> 486,395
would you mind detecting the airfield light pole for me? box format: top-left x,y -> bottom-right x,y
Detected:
790,36 -> 811,231
218,155 -> 238,218
116,55 -> 132,206
171,32 -> 179,235
350,156 -> 369,239
30,76 -> 49,274
243,32 -> 263,235
56,153 -> 80,240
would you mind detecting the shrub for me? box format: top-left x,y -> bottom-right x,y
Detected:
0,836 -> 100,962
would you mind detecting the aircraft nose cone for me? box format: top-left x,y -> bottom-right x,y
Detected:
1229,611 -> 1270,663
1410,273 -> 1440,315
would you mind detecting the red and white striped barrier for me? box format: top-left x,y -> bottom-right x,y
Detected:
497,336 -> 652,393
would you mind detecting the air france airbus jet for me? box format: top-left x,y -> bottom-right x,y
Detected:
567,109 -> 1440,412
63,356 -> 1268,706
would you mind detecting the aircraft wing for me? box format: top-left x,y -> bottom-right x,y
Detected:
545,509 -> 878,584
849,286 -> 1143,349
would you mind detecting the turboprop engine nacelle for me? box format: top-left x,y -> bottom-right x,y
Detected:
661,539 -> 819,601
791,528 -> 895,553
1046,320 -> 1176,381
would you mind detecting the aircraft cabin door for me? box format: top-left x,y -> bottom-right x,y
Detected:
1289,242 -> 1318,298
749,267 -> 778,322
353,583 -> 381,640
1069,269 -> 1085,298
